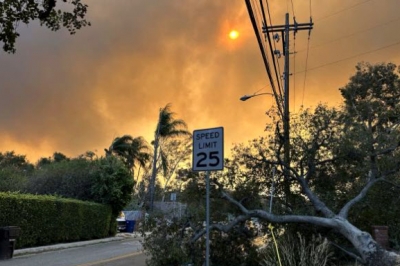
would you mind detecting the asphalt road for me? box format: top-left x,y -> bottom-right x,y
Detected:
81,252 -> 148,266
2,238 -> 146,266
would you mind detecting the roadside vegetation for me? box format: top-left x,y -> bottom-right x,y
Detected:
141,62 -> 400,266
0,153 -> 134,247
1,63 -> 400,265
0,153 -> 134,217
0,192 -> 112,248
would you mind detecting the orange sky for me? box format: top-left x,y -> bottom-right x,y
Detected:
1,0 -> 400,163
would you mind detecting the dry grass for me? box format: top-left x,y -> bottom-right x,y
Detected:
259,232 -> 335,266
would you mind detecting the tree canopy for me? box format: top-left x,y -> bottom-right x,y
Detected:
105,135 -> 151,177
0,0 -> 90,53
0,151 -> 134,217
143,62 -> 400,266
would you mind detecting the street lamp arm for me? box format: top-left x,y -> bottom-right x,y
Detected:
240,92 -> 274,101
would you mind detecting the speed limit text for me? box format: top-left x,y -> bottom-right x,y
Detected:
195,131 -> 220,149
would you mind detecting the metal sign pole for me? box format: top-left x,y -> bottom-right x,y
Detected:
192,127 -> 224,266
206,170 -> 210,266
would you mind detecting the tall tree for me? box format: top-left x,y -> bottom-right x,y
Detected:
187,63 -> 400,265
36,151 -> 69,168
0,0 -> 90,53
105,135 -> 151,178
52,152 -> 69,163
0,151 -> 34,171
149,104 -> 191,211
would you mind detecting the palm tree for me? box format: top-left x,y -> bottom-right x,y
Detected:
105,135 -> 151,178
149,103 -> 191,211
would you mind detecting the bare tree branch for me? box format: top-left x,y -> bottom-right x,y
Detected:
373,143 -> 400,157
294,175 -> 336,218
339,178 -> 381,218
189,185 -> 341,245
381,179 -> 400,190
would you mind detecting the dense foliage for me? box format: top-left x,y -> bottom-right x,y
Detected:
1,153 -> 135,218
0,192 -> 112,248
27,157 -> 97,200
90,156 -> 135,216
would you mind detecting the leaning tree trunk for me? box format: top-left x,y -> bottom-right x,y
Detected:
337,219 -> 400,265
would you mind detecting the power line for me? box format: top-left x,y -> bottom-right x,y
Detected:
247,0 -> 285,116
249,0 -> 285,102
261,0 -> 284,99
297,16 -> 400,53
290,0 -> 296,110
293,36 -> 297,112
290,0 -> 295,18
301,0 -> 312,107
264,0 -> 284,98
315,0 -> 372,22
296,39 -> 400,74
245,0 -> 285,118
301,31 -> 312,107
252,0 -> 262,23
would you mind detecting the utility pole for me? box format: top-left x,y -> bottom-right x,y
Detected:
263,13 -> 313,206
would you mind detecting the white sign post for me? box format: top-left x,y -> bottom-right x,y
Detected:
192,127 -> 224,266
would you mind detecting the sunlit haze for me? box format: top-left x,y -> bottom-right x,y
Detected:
1,0 -> 400,163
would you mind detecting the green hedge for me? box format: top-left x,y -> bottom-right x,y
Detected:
0,192 -> 114,248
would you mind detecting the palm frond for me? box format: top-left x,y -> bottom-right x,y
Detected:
106,134 -> 152,172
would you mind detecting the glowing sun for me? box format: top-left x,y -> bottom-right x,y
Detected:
229,30 -> 239,40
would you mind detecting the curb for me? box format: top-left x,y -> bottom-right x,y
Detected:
14,233 -> 144,256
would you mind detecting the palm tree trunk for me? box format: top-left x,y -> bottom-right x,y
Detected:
149,138 -> 159,211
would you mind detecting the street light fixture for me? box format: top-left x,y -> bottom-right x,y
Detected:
239,92 -> 274,101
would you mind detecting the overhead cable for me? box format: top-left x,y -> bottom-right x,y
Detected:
260,0 -> 284,101
245,0 -> 284,118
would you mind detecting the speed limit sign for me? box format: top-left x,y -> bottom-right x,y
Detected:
192,127 -> 224,171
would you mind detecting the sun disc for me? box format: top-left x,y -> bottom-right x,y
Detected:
229,30 -> 239,40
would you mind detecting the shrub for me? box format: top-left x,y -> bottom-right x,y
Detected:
26,158 -> 96,201
26,156 -> 134,217
143,216 -> 261,266
0,167 -> 28,192
143,217 -> 195,266
90,156 -> 135,216
0,192 -> 112,248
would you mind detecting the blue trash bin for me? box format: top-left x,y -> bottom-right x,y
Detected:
126,220 -> 136,233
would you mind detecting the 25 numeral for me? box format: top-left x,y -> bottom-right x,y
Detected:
196,151 -> 220,168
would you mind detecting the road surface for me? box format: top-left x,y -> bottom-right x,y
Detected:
2,238 -> 147,266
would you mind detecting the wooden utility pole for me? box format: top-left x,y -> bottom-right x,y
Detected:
264,13 -> 313,205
